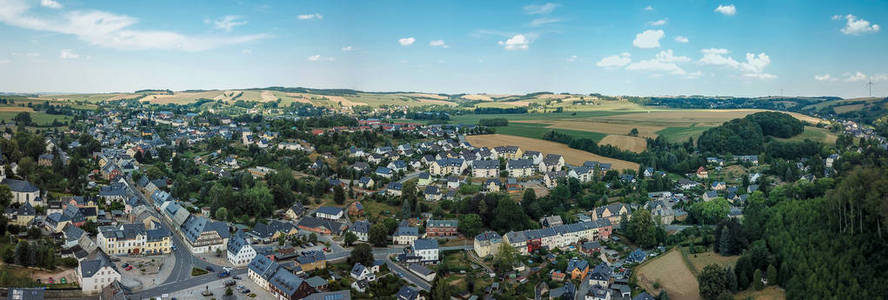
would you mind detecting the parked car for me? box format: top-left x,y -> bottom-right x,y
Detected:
241,289 -> 250,294
124,266 -> 133,271
205,266 -> 214,272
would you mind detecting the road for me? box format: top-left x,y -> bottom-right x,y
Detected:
127,268 -> 248,299
123,178 -> 227,285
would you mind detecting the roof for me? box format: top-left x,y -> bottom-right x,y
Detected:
305,276 -> 328,288
507,159 -> 534,169
1,179 -> 38,193
349,220 -> 370,234
7,288 -> 45,300
412,238 -> 438,250
79,250 -> 117,278
394,226 -> 418,237
297,250 -> 326,265
474,231 -> 502,242
316,206 -> 343,216
227,231 -> 251,254
473,160 -> 498,169
427,219 -> 458,228
297,217 -> 344,234
268,266 -> 305,297
181,215 -> 229,243
396,286 -> 420,300
408,263 -> 434,276
303,290 -> 351,300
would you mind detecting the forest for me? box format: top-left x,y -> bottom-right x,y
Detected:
697,112 -> 805,154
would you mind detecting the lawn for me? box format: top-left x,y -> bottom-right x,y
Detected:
683,250 -> 740,275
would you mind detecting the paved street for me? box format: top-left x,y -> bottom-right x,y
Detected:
128,269 -> 248,299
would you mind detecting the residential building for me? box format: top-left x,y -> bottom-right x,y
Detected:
472,160 -> 499,178
316,206 -> 344,220
425,219 -> 458,237
507,159 -> 535,178
77,251 -> 120,295
412,239 -> 439,263
2,179 -> 41,207
227,232 -> 256,267
473,231 -> 502,258
394,226 -> 419,245
349,220 -> 370,242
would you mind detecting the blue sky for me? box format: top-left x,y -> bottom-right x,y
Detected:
0,0 -> 886,98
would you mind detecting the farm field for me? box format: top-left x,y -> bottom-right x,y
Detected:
0,108 -> 71,126
460,109 -> 825,147
598,135 -> 647,153
773,126 -> 838,144
494,122 -> 606,141
465,134 -> 638,171
635,248 -> 701,300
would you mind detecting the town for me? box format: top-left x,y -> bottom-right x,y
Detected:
0,91 -> 883,300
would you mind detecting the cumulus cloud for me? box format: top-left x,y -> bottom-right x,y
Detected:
0,0 -> 269,52
567,55 -> 577,62
644,5 -> 653,11
211,15 -> 247,32
844,72 -> 868,82
648,19 -> 667,26
59,49 -> 78,59
523,3 -> 559,15
834,14 -> 879,35
398,37 -> 415,46
625,50 -> 691,76
498,34 -> 529,50
429,40 -> 448,48
873,74 -> 888,82
40,0 -> 61,9
674,36 -> 689,43
698,48 -> 775,79
341,46 -> 353,51
297,13 -> 323,20
596,52 -> 631,68
307,54 -> 334,62
530,17 -> 561,27
815,74 -> 837,81
714,4 -> 736,16
241,49 -> 252,55
633,29 -> 664,48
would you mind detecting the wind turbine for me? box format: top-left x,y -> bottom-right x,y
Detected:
867,80 -> 873,97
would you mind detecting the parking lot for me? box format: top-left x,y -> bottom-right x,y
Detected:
166,274 -> 274,300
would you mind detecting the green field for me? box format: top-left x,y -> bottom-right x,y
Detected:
773,126 -> 838,144
449,111 -> 634,124
0,111 -> 71,126
492,122 -> 607,142
656,125 -> 711,143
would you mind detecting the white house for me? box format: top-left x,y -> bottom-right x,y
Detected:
77,251 -> 121,295
412,238 -> 439,263
315,206 -> 344,220
227,232 -> 256,267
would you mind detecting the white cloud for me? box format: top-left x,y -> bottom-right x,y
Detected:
398,37 -> 415,46
241,49 -> 252,55
297,13 -> 323,20
498,34 -> 529,50
12,52 -> 40,57
59,49 -> 78,59
633,29 -> 664,48
530,17 -> 561,27
845,72 -> 868,82
625,50 -> 691,75
714,4 -> 736,16
815,74 -> 837,81
644,5 -> 653,11
567,55 -> 577,62
40,0 -> 61,9
835,14 -> 879,35
307,54 -> 334,62
211,15 -> 247,32
648,19 -> 667,26
523,3 -> 559,15
674,36 -> 689,43
698,48 -> 775,79
654,49 -> 690,63
873,74 -> 888,82
596,52 -> 631,68
0,0 -> 269,52
341,46 -> 353,51
429,40 -> 448,48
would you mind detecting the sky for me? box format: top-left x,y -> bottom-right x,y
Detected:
0,0 -> 886,98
